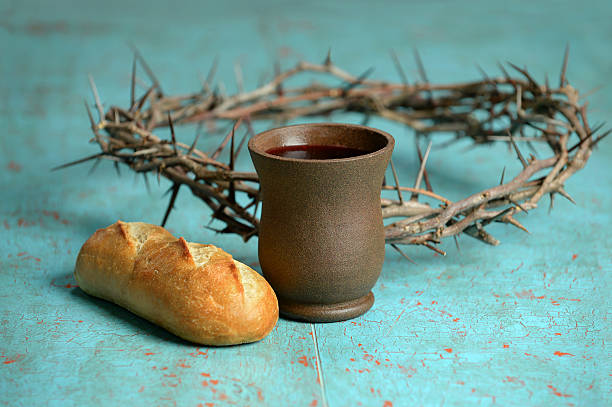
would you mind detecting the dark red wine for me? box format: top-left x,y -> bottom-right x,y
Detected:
266,144 -> 369,159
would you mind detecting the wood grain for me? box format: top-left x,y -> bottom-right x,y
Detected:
0,1 -> 609,406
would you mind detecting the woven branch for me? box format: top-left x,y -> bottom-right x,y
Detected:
59,48 -> 608,256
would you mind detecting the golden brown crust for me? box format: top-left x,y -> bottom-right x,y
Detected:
74,221 -> 278,346
117,221 -> 130,242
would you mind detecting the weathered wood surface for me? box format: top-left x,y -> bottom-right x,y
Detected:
1,1 -> 610,406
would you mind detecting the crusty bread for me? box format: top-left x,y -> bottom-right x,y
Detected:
74,221 -> 278,345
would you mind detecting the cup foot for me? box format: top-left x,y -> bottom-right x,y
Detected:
279,292 -> 374,323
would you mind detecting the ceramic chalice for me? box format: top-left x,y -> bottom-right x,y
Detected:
248,123 -> 394,322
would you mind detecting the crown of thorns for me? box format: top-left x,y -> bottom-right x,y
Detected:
58,48 -> 608,259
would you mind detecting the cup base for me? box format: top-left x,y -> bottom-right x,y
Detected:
279,292 -> 374,323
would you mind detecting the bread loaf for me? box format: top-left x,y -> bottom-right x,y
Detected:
74,221 -> 278,345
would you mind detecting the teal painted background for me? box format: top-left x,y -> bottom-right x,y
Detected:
1,1 -> 610,406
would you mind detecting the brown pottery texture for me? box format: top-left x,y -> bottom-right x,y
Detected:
248,123 -> 394,322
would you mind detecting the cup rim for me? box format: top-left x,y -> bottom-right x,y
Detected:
248,122 -> 395,163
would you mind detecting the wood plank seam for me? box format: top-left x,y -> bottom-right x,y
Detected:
311,323 -> 329,407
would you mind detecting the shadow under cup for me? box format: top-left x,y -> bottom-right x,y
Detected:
248,123 -> 394,322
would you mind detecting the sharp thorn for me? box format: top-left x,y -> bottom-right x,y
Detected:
52,152 -> 104,171
324,48 -> 332,66
87,74 -> 105,121
229,124 -> 235,171
129,44 -> 163,95
415,137 -> 433,191
113,161 -> 121,176
244,115 -> 256,138
412,48 -> 429,84
557,187 -> 576,205
161,184 -> 180,227
168,112 -> 178,155
88,157 -> 101,175
204,225 -> 223,233
476,64 -> 491,83
84,99 -> 96,129
342,66 -> 374,94
508,197 -> 529,214
391,244 -> 416,264
497,62 -> 511,81
390,50 -> 409,87
389,159 -> 404,205
203,56 -> 219,92
212,119 -> 242,160
592,129 -> 612,148
506,62 -> 538,88
234,61 -> 244,93
234,128 -> 249,162
589,121 -> 606,136
567,128 -> 611,153
499,166 -> 506,185
135,84 -> 157,113
143,173 -> 151,193
422,242 -> 446,256
463,224 -> 500,246
188,122 -> 203,155
508,130 -> 528,168
274,61 -> 283,96
228,129 -> 237,202
253,193 -> 260,218
548,192 -> 555,213
483,207 -> 515,226
413,48 -> 432,100
526,140 -> 538,156
560,43 -> 570,87
453,235 -> 460,252
566,133 -> 591,153
506,215 -> 530,233
162,185 -> 173,197
130,55 -> 136,109
411,140 -> 433,199
205,212 -> 215,226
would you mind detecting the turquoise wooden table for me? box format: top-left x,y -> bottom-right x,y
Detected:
1,1 -> 610,406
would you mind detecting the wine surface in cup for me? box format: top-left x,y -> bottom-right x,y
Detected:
266,144 -> 369,160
